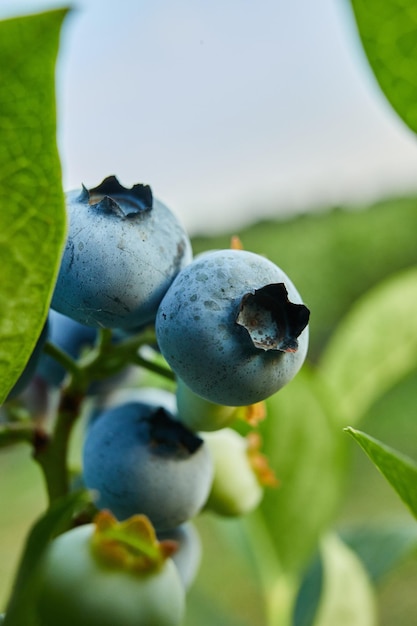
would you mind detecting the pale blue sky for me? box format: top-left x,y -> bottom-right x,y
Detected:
3,1 -> 417,233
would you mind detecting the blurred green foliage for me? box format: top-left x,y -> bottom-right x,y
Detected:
192,197 -> 417,361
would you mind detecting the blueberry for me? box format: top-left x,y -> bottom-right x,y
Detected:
35,513 -> 185,626
82,400 -> 213,531
52,176 -> 192,329
156,249 -> 310,406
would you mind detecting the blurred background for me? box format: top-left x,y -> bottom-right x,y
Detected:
2,0 -> 417,233
1,2 -> 417,625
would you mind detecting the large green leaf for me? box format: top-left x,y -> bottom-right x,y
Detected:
320,267 -> 417,426
0,9 -> 68,403
258,366 -> 348,576
346,427 -> 417,519
312,534 -> 376,626
293,553 -> 323,626
350,0 -> 417,134
291,534 -> 377,626
293,524 -> 417,626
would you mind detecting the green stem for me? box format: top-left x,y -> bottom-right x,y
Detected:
43,340 -> 80,378
265,576 -> 298,626
75,328 -> 161,382
96,327 -> 113,349
33,388 -> 84,503
131,353 -> 176,382
0,422 -> 35,448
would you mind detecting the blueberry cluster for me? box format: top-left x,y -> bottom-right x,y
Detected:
5,177 -> 309,626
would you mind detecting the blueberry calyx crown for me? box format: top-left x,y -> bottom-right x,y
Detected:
148,408 -> 204,457
236,283 -> 310,352
79,175 -> 153,218
91,510 -> 177,574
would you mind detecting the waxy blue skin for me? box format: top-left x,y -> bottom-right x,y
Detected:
52,177 -> 192,330
82,400 -> 213,531
156,249 -> 309,406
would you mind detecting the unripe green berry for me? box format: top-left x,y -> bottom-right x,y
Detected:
176,377 -> 237,432
35,512 -> 185,626
203,429 -> 276,516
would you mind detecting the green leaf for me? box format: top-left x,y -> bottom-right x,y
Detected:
341,523 -> 417,583
0,9 -> 68,404
293,553 -> 323,626
350,0 -> 417,134
312,534 -> 376,626
320,267 -> 417,426
3,490 -> 89,626
346,427 -> 417,519
294,526 -> 414,626
258,366 -> 348,576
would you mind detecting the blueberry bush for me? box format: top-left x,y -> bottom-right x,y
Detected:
1,4 -> 417,625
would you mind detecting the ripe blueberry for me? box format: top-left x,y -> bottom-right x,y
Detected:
156,249 -> 310,405
82,400 -> 213,531
52,176 -> 192,329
